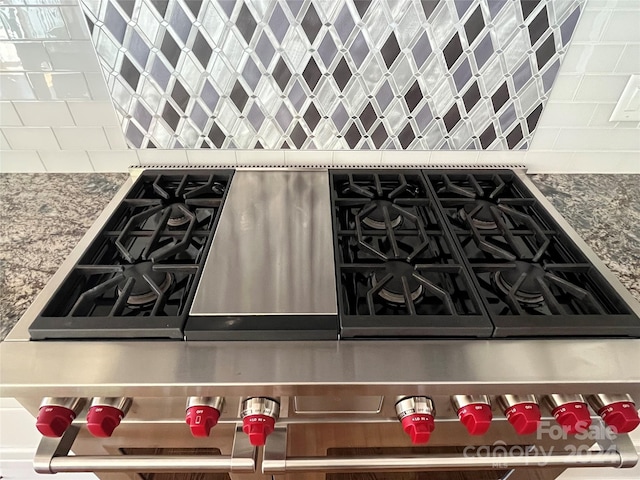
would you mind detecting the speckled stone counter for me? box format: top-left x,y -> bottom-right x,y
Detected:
1,173 -> 638,341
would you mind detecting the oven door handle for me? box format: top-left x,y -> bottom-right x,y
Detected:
34,426 -> 256,474
262,427 -> 639,474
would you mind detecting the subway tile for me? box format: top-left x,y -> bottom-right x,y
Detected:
0,102 -> 23,126
103,125 -> 128,148
84,72 -> 111,100
430,150 -> 481,165
574,75 -> 631,102
0,129 -> 10,149
10,42 -> 53,71
561,44 -> 624,74
524,151 -> 576,173
44,41 -> 100,71
2,126 -> 59,149
546,74 -> 581,101
333,150 -> 382,165
13,101 -> 74,126
570,9 -> 610,42
380,150 -> 430,166
588,103 -> 618,127
0,5 -> 69,40
52,126 -> 109,149
137,149 -> 189,165
187,149 -> 237,165
529,127 -> 560,149
66,101 -> 119,126
60,5 -> 90,39
553,127 -> 640,151
601,10 -> 640,42
236,150 -> 285,166
0,73 -> 36,100
89,150 -> 139,171
0,150 -> 46,173
284,150 -> 332,166
39,149 -> 94,172
614,45 -> 640,74
537,102 -> 596,128
27,72 -> 91,100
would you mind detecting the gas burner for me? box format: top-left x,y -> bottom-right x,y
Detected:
459,200 -> 500,230
361,200 -> 403,230
494,261 -> 546,305
118,261 -> 173,306
372,261 -> 423,305
167,203 -> 190,227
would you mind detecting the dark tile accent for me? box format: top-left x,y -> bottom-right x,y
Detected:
230,81 -> 249,112
491,82 -> 509,112
190,101 -> 208,130
499,103 -> 516,131
506,124 -> 524,148
247,102 -> 265,131
242,56 -> 261,91
513,59 -> 532,92
269,3 -> 289,44
150,57 -> 171,89
85,15 -> 94,34
303,57 -> 322,91
561,6 -> 581,46
133,102 -> 152,130
404,80 -> 422,112
120,56 -> 140,90
289,80 -> 306,110
126,121 -> 143,147
184,1 -> 202,18
350,30 -> 368,68
536,35 -> 556,69
479,123 -> 496,148
290,122 -> 307,148
334,4 -> 355,45
412,31 -> 432,68
381,32 -> 401,68
333,57 -> 352,91
454,0 -> 471,19
318,33 -> 337,67
170,2 -> 191,43
218,1 -> 235,18
420,0 -> 440,19
275,103 -> 293,130
162,101 -> 180,130
415,104 -> 433,130
542,59 -> 560,91
255,34 -> 275,68
161,32 -> 181,68
528,6 -> 548,45
463,81 -> 481,112
151,1 -> 169,17
443,103 -> 461,132
371,122 -> 388,148
376,81 -> 393,112
201,80 -> 219,112
237,3 -> 257,44
487,0 -> 505,19
272,58 -> 292,91
128,30 -> 150,67
171,79 -> 190,112
354,0 -> 372,19
192,31 -> 212,69
443,33 -> 463,69
105,2 -> 126,43
359,102 -> 376,131
344,122 -> 362,148
520,0 -> 541,20
116,0 -> 134,18
465,6 -> 484,45
208,121 -> 225,148
286,0 -> 304,18
200,140 -> 210,148
526,103 -> 543,133
281,140 -> 290,149
302,3 -> 322,44
304,102 -> 321,131
474,33 -> 493,69
453,57 -> 472,91
398,122 -> 415,149
255,140 -> 264,149
332,102 -> 349,131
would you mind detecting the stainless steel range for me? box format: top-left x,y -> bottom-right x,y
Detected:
2,167 -> 640,480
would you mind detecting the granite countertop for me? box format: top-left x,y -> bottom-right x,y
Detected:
0,173 -> 638,341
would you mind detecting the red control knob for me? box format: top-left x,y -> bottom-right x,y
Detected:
457,403 -> 492,435
36,405 -> 76,437
552,402 -> 592,434
186,405 -> 221,437
598,401 -> 640,433
504,402 -> 541,435
87,405 -> 124,437
400,414 -> 435,444
242,414 -> 276,446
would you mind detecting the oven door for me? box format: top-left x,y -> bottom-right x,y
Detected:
262,420 -> 638,480
34,422 -> 264,480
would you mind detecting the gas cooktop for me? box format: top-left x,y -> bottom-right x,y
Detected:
27,168 -> 640,341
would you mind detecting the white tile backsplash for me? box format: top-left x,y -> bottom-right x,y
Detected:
0,73 -> 36,99
13,100 -> 74,126
187,149 -> 237,166
0,101 -> 23,126
102,125 -> 127,148
2,126 -> 60,149
0,150 -> 46,172
52,125 -> 109,149
44,40 -> 100,71
66,100 -> 118,126
88,149 -> 138,171
38,149 -> 93,171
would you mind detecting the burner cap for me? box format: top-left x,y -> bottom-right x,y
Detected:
167,203 -> 191,227
494,261 -> 546,304
460,200 -> 499,230
118,261 -> 172,306
372,261 -> 423,305
361,200 -> 402,230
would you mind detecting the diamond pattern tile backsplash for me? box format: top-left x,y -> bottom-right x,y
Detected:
81,0 -> 584,150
